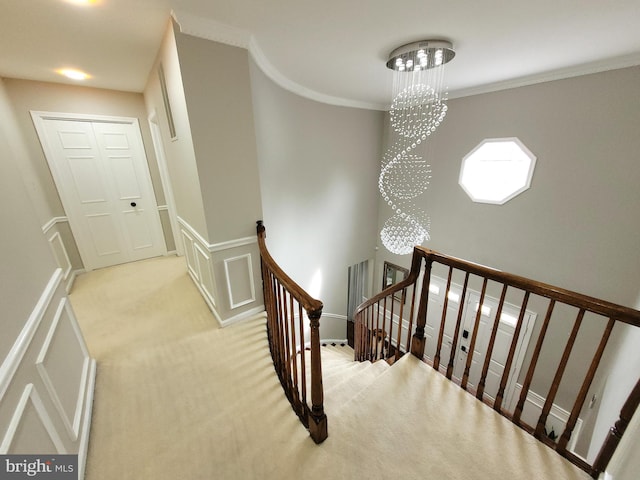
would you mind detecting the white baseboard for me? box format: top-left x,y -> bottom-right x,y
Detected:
322,313 -> 347,321
511,383 -> 583,453
219,305 -> 266,328
187,267 -> 264,328
66,269 -> 85,293
320,339 -> 349,345
187,268 -> 223,324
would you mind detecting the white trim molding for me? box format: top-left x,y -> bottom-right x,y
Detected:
219,305 -> 266,328
510,383 -> 583,454
0,268 -> 63,401
209,236 -> 257,253
176,216 -> 257,253
78,359 -> 96,480
449,52 -> 640,100
320,339 -> 349,346
36,298 -> 91,441
0,384 -> 66,454
223,253 -> 256,309
47,231 -> 72,281
194,243 -> 216,308
171,10 -> 250,49
170,10 -> 385,111
177,216 -> 263,327
42,216 -> 69,234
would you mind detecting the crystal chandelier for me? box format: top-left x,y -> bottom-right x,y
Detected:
379,40 -> 455,254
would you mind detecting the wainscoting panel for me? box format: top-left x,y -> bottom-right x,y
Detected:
1,384 -> 65,454
47,232 -> 72,282
36,298 -> 90,441
0,267 -> 95,478
42,217 -> 83,292
177,216 -> 264,327
223,254 -> 255,309
180,229 -> 198,280
194,244 -> 216,308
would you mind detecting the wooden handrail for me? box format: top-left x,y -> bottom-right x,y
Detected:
353,246 -> 640,476
256,221 -> 327,443
419,248 -> 640,326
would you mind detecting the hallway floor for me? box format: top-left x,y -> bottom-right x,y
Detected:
70,255 -> 590,480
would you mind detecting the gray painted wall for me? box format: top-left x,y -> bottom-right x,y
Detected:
249,58 -> 384,338
4,78 -> 173,267
0,77 -> 58,368
378,66 -> 640,307
144,20 -> 209,242
4,79 -> 164,225
175,32 -> 263,244
375,66 -> 640,456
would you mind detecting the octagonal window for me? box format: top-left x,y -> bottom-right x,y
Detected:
459,138 -> 536,205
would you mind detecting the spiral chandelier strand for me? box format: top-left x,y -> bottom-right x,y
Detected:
379,40 -> 454,255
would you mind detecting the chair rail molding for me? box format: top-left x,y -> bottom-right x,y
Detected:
42,216 -> 69,234
177,216 -> 263,327
0,265 -> 96,476
0,268 -> 63,400
0,383 -> 65,454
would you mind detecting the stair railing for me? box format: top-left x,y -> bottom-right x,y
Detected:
354,246 -> 640,477
256,221 -> 327,443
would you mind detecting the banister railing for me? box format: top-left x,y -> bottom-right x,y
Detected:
354,246 -> 640,477
256,221 -> 327,443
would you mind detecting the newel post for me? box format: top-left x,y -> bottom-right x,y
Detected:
411,257 -> 433,359
308,308 -> 328,443
591,378 -> 640,478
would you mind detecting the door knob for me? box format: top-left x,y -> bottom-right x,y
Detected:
130,202 -> 137,207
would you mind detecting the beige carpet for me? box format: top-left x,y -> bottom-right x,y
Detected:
70,255 -> 590,480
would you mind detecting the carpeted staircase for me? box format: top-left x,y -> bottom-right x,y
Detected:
73,256 -> 590,480
315,345 -> 390,415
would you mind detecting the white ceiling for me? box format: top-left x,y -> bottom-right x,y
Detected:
2,0 -> 640,110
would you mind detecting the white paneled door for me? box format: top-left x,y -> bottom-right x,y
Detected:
422,275 -> 536,408
32,112 -> 165,270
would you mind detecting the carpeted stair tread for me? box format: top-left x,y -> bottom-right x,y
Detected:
324,360 -> 390,415
323,360 -> 386,392
320,344 -> 354,360
74,256 -> 589,480
327,354 -> 589,480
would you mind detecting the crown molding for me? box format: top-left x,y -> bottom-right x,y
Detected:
171,10 -> 250,49
171,10 -> 386,111
247,37 -> 386,111
172,10 -> 640,110
449,52 -> 640,100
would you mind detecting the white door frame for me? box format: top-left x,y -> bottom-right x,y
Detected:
31,111 -> 166,271
148,110 -> 182,255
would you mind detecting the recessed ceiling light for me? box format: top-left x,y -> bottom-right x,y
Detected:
56,68 -> 91,81
64,0 -> 101,6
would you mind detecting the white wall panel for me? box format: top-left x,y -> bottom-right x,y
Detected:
223,253 -> 255,309
194,243 -> 216,308
36,298 -> 90,440
1,384 -> 64,454
180,229 -> 198,280
47,232 -> 72,281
